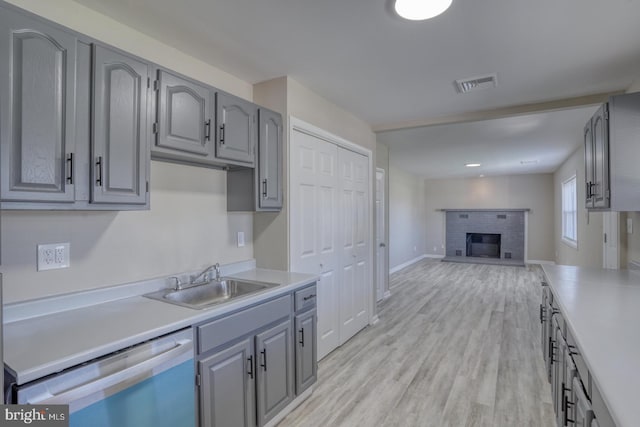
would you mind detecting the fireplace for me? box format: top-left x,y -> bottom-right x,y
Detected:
466,233 -> 501,258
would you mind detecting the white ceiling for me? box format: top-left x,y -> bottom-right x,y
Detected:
377,106 -> 598,179
71,0 -> 640,178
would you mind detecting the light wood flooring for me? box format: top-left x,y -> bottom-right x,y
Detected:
278,260 -> 555,427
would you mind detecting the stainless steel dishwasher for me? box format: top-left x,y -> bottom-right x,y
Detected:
7,328 -> 195,427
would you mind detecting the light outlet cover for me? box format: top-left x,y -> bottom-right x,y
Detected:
237,232 -> 245,247
38,243 -> 70,271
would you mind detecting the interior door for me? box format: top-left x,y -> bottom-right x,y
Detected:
338,147 -> 370,343
592,105 -> 610,209
290,128 -> 340,360
602,211 -> 619,269
376,168 -> 386,302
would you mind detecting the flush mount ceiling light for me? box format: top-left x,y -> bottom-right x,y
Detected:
465,163 -> 481,168
394,0 -> 453,20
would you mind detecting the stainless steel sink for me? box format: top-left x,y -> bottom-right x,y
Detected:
144,278 -> 277,309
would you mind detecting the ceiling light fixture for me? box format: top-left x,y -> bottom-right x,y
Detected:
465,163 -> 481,168
394,0 -> 453,21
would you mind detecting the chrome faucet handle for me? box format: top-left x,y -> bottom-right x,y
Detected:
168,276 -> 182,290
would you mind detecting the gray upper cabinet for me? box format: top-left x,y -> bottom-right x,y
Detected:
216,92 -> 256,166
255,319 -> 294,427
0,8 -> 77,203
199,336 -> 255,427
585,104 -> 611,209
153,69 -> 214,160
585,92 -> 640,211
91,45 -> 148,205
258,108 -> 283,210
226,108 -> 283,212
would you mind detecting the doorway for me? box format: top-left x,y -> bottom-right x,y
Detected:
376,168 -> 387,302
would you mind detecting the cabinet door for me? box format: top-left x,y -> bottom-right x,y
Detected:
573,377 -> 595,427
592,105 -> 610,209
295,309 -> 317,395
540,285 -> 549,361
257,108 -> 283,210
216,92 -> 256,166
584,119 -> 594,208
199,337 -> 255,427
255,319 -> 294,427
156,70 -> 213,157
91,45 -> 148,205
0,9 -> 77,202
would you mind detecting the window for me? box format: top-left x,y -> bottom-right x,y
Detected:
562,175 -> 578,248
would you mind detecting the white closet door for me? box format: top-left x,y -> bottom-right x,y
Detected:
338,148 -> 370,343
290,129 -> 340,359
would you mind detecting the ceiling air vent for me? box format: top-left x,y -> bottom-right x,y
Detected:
454,73 -> 498,94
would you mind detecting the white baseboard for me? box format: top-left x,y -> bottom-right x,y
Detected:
370,314 -> 380,325
389,254 -> 427,274
424,253 -> 445,259
628,260 -> 640,270
526,259 -> 556,265
383,290 -> 392,299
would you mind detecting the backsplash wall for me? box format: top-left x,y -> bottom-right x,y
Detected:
1,162 -> 254,303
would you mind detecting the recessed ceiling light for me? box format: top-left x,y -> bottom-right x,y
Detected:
394,0 -> 453,21
465,163 -> 481,168
479,174 -> 485,178
520,160 -> 539,165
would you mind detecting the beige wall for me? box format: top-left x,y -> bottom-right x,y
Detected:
1,1 -> 252,302
423,174 -> 555,262
553,146 -> 603,267
376,143 -> 390,291
623,79 -> 640,267
389,166 -> 427,269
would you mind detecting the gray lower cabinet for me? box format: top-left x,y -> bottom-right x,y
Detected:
199,337 -> 256,427
294,308 -> 317,394
91,44 -> 149,205
227,108 -> 283,212
0,8 -> 77,203
255,319 -> 294,426
215,92 -> 256,166
573,377 -> 595,427
153,69 -> 214,161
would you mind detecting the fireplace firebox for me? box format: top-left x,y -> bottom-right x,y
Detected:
466,233 -> 501,258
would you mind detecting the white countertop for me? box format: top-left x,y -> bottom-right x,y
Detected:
4,268 -> 317,385
541,265 -> 640,427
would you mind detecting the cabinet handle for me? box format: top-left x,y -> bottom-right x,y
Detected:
247,355 -> 254,379
204,119 -> 211,141
303,294 -> 316,301
219,124 -> 225,144
260,349 -> 267,371
96,156 -> 103,187
586,182 -> 590,199
562,383 -> 575,426
299,328 -> 305,347
66,153 -> 74,184
262,179 -> 267,198
548,337 -> 557,363
539,304 -> 546,324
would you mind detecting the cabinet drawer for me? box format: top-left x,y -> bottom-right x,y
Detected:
294,284 -> 317,312
198,294 -> 291,354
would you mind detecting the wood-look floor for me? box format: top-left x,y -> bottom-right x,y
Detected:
278,260 -> 555,427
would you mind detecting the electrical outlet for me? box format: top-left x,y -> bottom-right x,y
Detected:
627,217 -> 633,234
433,246 -> 437,252
237,232 -> 245,247
38,243 -> 70,271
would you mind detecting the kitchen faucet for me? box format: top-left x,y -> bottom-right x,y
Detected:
190,263 -> 221,285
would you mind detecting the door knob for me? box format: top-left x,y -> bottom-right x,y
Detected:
379,242 -> 386,248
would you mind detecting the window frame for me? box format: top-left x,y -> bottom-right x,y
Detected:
561,174 -> 578,249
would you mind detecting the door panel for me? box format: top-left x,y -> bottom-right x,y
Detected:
295,309 -> 317,394
255,320 -> 293,426
216,92 -> 256,165
376,169 -> 386,301
584,119 -> 594,208
157,70 -> 212,156
257,109 -> 282,209
592,105 -> 610,208
199,337 -> 255,427
0,11 -> 77,202
92,45 -> 148,204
